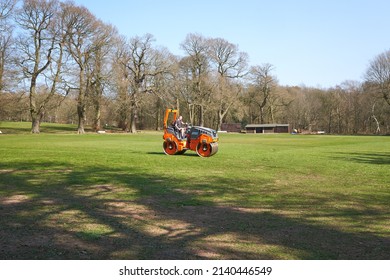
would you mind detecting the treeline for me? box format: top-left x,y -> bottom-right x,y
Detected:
1,0 -> 389,134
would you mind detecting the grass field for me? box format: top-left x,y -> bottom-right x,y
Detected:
0,122 -> 389,259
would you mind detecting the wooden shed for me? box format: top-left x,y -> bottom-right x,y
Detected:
245,124 -> 291,134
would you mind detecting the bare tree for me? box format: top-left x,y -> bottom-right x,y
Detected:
117,34 -> 170,133
145,48 -> 178,130
365,49 -> 390,107
119,34 -> 151,133
88,21 -> 116,131
16,0 -> 65,133
0,0 -> 17,92
208,37 -> 248,131
248,63 -> 277,124
280,86 -> 314,132
180,33 -> 211,126
111,36 -> 131,131
0,0 -> 16,21
62,2 -> 100,134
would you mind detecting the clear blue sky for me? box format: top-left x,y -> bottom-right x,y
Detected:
73,0 -> 390,88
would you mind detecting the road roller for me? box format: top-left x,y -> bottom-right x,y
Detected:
162,109 -> 219,157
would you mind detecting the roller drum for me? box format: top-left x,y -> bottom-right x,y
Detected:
196,142 -> 218,157
209,142 -> 218,156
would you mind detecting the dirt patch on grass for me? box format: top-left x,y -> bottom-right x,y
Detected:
0,169 -> 15,174
0,194 -> 30,205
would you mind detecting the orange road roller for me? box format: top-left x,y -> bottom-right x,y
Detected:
162,109 -> 219,157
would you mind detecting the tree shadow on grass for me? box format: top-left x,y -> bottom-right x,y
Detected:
331,152 -> 390,165
0,161 -> 389,259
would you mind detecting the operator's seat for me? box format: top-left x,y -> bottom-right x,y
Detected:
167,124 -> 183,139
166,126 -> 175,135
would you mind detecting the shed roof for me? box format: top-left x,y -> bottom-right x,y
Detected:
245,124 -> 290,128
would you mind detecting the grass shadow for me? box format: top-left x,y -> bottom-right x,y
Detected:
331,152 -> 390,165
0,122 -> 91,134
147,151 -> 200,157
1,161 -> 389,259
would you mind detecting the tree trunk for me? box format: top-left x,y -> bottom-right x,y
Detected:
118,98 -> 129,131
29,75 -> 40,134
260,106 -> 264,124
0,49 -> 4,92
199,105 -> 204,126
130,94 -> 138,133
217,110 -> 224,132
188,103 -> 195,125
372,103 -> 381,134
327,112 -> 332,134
176,98 -> 180,112
118,113 -> 128,131
92,102 -> 101,131
77,103 -> 86,134
217,104 -> 231,132
155,98 -> 161,130
269,104 -> 275,124
92,84 -> 102,132
130,110 -> 137,133
31,115 -> 41,134
77,70 -> 86,134
155,110 -> 160,131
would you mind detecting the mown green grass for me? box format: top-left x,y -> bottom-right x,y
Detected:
0,122 -> 389,259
